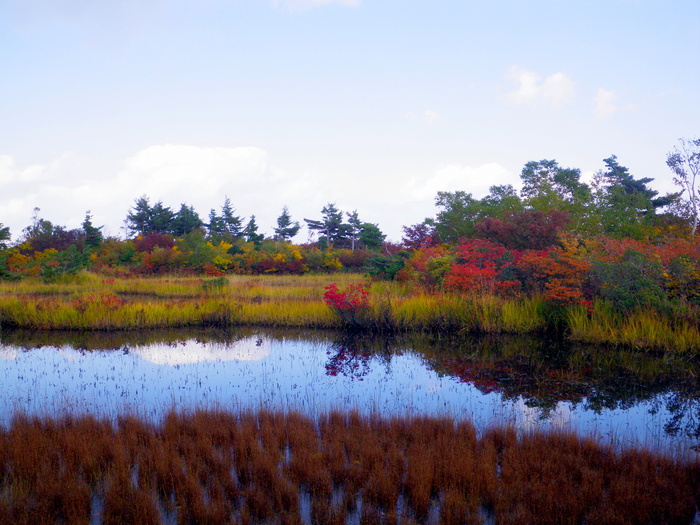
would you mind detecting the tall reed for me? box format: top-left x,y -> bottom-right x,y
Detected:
0,409 -> 697,524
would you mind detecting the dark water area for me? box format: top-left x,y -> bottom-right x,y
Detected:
1,327 -> 699,457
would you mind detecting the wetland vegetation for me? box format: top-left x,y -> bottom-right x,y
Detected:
1,409 -> 698,525
2,146 -> 700,521
1,328 -> 700,522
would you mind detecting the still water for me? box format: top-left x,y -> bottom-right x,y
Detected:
0,328 -> 698,456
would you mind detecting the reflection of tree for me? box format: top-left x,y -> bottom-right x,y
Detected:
324,334 -> 398,380
662,387 -> 700,450
419,333 -> 700,445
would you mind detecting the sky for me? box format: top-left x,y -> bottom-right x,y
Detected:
0,0 -> 698,243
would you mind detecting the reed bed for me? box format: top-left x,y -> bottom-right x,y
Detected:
0,409 -> 696,524
2,273 -> 700,351
567,302 -> 700,352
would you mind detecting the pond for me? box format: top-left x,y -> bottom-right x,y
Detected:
1,328 -> 699,457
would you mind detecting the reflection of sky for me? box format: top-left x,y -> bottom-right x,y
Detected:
0,336 -> 694,456
132,339 -> 271,365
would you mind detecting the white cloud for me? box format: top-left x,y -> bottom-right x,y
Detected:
423,110 -> 439,124
594,88 -> 617,120
405,110 -> 440,125
507,66 -> 575,107
0,144 -> 353,242
401,162 -> 516,202
593,88 -> 635,120
0,145 -> 515,244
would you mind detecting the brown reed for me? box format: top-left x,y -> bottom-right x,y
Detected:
0,409 -> 696,524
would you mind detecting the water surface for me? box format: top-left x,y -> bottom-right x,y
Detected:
1,328 -> 698,456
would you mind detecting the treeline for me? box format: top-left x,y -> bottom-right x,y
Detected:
0,194 -> 392,279
0,141 -> 698,297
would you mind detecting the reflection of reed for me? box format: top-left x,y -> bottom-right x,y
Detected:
0,409 -> 697,523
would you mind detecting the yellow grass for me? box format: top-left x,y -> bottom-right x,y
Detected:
2,272 -> 700,351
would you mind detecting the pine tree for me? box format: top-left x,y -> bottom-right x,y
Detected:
82,211 -> 103,249
244,215 -> 264,246
273,206 -> 301,241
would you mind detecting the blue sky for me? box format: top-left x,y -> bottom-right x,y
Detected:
1,0 -> 698,242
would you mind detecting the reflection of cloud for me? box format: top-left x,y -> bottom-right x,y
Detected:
0,348 -> 19,361
517,398 -> 572,432
133,337 -> 271,366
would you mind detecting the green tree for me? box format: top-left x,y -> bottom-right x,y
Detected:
0,223 -> 11,249
126,196 -> 153,236
171,204 -> 203,237
429,191 -> 484,243
273,206 -> 301,242
591,155 -> 677,238
207,209 -> 226,237
520,160 -> 590,208
359,223 -> 385,250
220,197 -> 244,239
126,196 -> 174,236
82,211 -> 103,249
667,137 -> 700,236
519,160 -> 591,231
244,215 -> 264,246
149,201 -> 175,234
480,184 -> 524,216
305,203 -> 345,247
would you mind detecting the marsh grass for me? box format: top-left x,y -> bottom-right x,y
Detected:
567,300 -> 700,352
2,273 -> 700,350
0,409 -> 697,524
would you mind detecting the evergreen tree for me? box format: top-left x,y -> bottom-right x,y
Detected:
207,209 -> 226,237
0,223 -> 11,249
126,196 -> 174,236
149,201 -> 175,234
591,155 -> 678,238
171,204 -> 203,237
126,196 -> 153,236
274,206 -> 301,242
305,203 -> 345,247
244,215 -> 264,246
359,223 -> 385,250
220,197 -> 244,239
82,211 -> 103,249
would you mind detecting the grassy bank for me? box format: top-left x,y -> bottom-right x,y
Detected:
1,273 -> 700,351
0,409 -> 697,524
